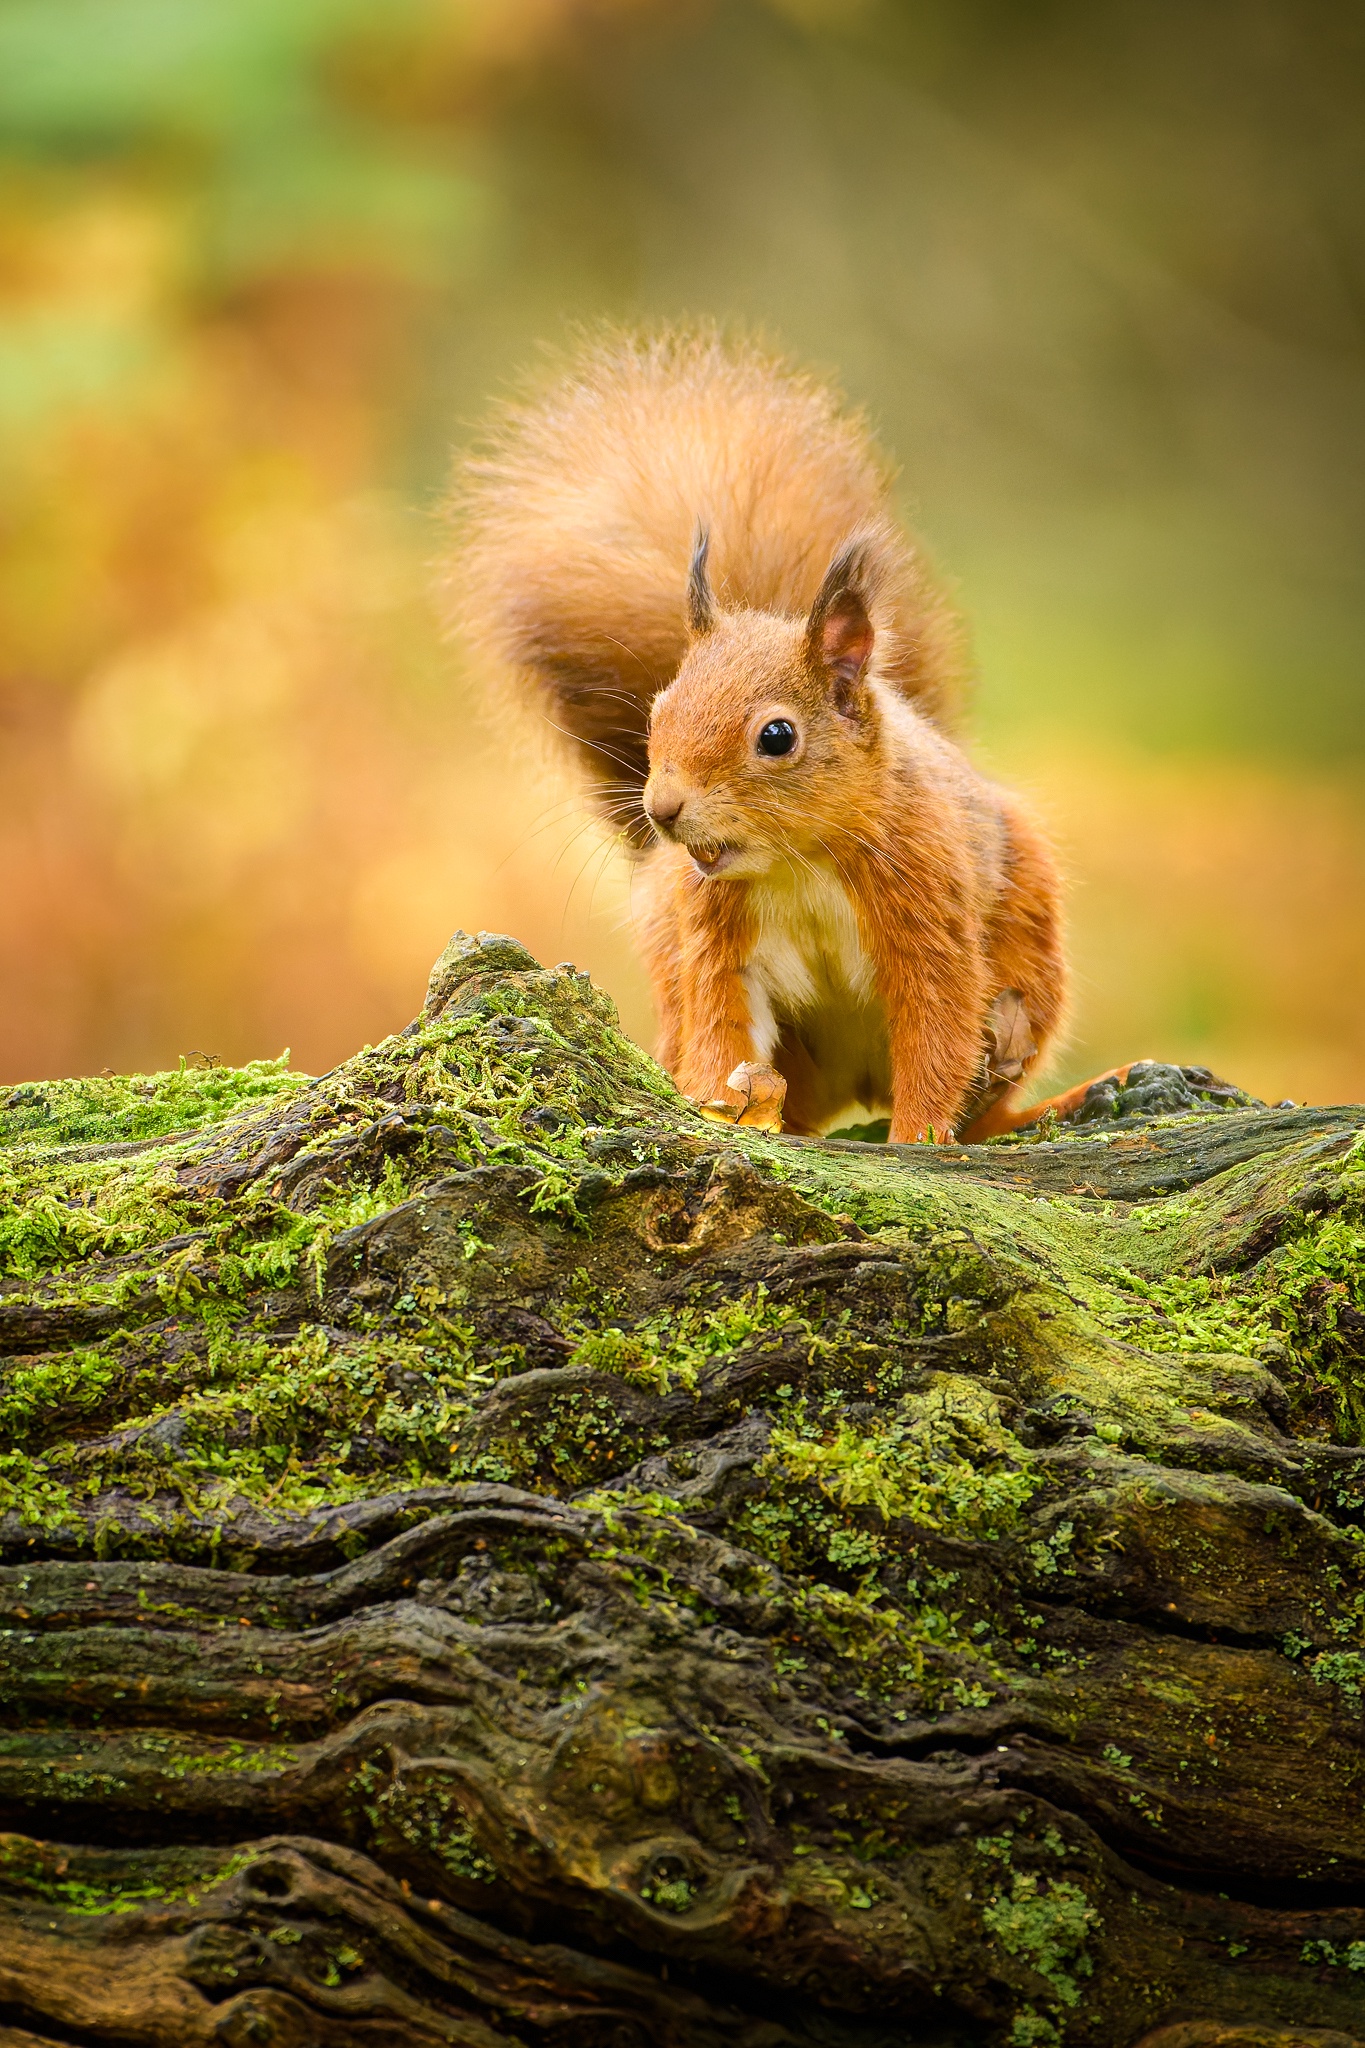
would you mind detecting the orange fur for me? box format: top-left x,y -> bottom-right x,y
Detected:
447,327 -> 1089,1140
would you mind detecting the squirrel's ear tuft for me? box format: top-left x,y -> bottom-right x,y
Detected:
686,523 -> 715,636
806,536 -> 878,715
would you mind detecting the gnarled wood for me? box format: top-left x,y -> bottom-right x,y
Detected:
1,932 -> 1363,2046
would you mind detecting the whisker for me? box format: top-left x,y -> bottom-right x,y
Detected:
568,680 -> 653,708
538,712 -> 645,779
547,816 -> 614,882
580,833 -> 623,927
563,827 -> 622,923
487,790 -> 640,874
595,634 -> 659,683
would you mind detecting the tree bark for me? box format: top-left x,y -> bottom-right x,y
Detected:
1,931 -> 1363,2047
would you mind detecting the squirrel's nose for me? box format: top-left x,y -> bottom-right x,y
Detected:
644,777 -> 685,830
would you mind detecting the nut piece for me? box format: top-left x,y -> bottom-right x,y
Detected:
695,1062 -> 788,1132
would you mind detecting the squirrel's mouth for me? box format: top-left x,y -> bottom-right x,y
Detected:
688,840 -> 740,877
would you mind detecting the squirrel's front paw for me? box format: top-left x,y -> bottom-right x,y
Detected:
694,1061 -> 788,1133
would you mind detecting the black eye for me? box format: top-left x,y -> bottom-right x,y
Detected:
757,719 -> 796,757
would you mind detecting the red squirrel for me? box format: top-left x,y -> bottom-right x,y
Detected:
448,327 -> 1126,1141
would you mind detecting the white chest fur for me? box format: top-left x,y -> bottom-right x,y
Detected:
742,862 -> 882,1073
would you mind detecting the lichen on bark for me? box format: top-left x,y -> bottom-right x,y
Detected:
1,930 -> 1364,2047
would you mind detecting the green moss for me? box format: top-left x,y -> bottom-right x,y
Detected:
1309,1651 -> 1365,1709
0,1452 -> 77,1533
785,1851 -> 878,1916
1066,1135 -> 1365,1443
567,1285 -> 820,1398
569,1326 -> 673,1390
778,1572 -> 1003,1711
762,1378 -> 1040,1540
0,1344 -> 131,1444
469,1283 -> 854,1490
1098,1269 -> 1275,1358
0,1056 -> 305,1153
977,1830 -> 1102,2015
0,1313 -> 482,1531
1259,1215 -> 1365,1440
983,1875 -> 1101,2007
1,1152 -> 214,1282
467,1377 -> 649,1491
1009,2014 -> 1060,2047
1300,1938 -> 1365,1971
148,1737 -> 300,1778
361,1771 -> 499,1885
3,945 -> 1361,1631
639,1868 -> 697,1912
0,1833 -> 258,1915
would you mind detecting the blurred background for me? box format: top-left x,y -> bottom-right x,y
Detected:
2,0 -> 1364,1104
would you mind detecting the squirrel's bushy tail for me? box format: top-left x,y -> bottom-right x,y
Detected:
442,327 -> 964,841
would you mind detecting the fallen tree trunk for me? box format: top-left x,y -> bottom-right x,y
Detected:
1,931 -> 1363,2048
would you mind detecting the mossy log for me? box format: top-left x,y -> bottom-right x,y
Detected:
2,933 -> 1365,2048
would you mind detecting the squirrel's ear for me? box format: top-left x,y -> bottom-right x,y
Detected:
686,523 -> 715,636
806,537 -> 876,716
